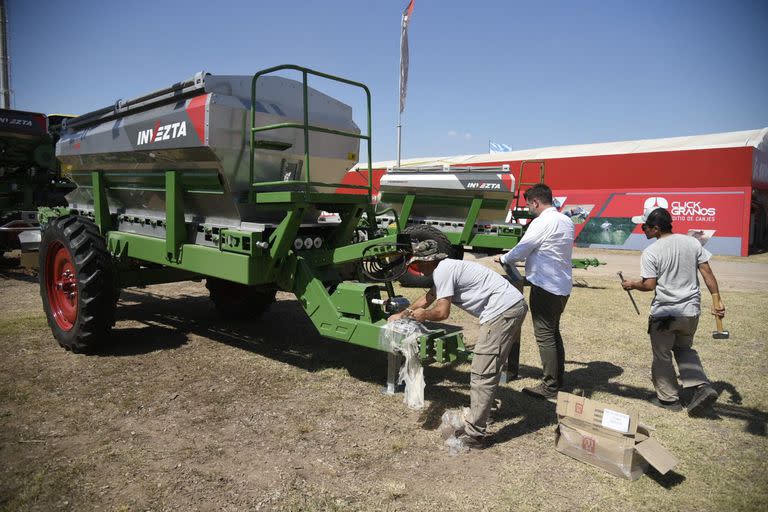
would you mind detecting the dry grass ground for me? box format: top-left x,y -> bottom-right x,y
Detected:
0,250 -> 766,511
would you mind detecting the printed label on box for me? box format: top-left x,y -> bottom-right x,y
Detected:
601,408 -> 630,433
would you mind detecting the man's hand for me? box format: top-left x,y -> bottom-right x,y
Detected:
621,276 -> 656,292
493,255 -> 502,264
711,299 -> 726,318
388,308 -> 420,323
387,311 -> 406,323
388,307 -> 435,323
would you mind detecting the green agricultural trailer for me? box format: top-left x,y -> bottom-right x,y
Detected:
38,65 -> 468,390
370,162 -> 602,287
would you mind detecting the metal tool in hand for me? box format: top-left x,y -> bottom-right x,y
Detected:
710,292 -> 730,339
617,271 -> 640,315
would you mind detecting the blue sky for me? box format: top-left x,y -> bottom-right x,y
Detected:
7,0 -> 767,162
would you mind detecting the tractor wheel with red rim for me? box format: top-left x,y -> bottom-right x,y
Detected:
398,224 -> 459,288
39,216 -> 117,352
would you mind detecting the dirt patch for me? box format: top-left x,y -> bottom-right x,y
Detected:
1,250 -> 767,511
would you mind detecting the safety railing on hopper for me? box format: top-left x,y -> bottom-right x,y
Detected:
249,64 -> 373,203
512,160 -> 546,212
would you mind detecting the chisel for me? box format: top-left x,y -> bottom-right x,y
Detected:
617,271 -> 640,315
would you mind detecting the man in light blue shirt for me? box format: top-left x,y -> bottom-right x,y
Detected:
494,183 -> 574,401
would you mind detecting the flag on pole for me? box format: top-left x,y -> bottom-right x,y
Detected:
399,0 -> 415,113
489,141 -> 512,153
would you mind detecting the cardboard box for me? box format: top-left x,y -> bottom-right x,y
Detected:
555,392 -> 678,480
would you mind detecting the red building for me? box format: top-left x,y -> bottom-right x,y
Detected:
344,128 -> 768,256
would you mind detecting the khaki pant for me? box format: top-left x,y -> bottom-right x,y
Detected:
530,285 -> 569,392
649,315 -> 710,402
502,277 -> 525,377
465,300 -> 528,438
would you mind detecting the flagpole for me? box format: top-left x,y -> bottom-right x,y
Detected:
396,82 -> 402,167
396,115 -> 402,168
396,12 -> 404,168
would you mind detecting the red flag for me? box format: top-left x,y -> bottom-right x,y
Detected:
399,0 -> 415,113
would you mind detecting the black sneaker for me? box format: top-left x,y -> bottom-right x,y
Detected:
650,397 -> 683,412
687,385 -> 718,415
523,383 -> 558,402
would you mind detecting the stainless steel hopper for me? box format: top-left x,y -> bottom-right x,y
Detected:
57,71 -> 362,238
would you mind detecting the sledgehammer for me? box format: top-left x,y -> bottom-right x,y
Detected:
711,293 -> 729,339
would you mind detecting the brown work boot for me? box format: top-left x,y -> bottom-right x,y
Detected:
523,383 -> 558,402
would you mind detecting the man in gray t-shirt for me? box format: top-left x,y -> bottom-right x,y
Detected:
621,208 -> 725,415
432,259 -> 523,323
641,229 -> 711,318
388,240 -> 527,449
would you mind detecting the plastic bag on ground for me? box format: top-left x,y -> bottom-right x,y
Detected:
444,436 -> 470,456
441,407 -> 472,455
379,319 -> 428,410
439,407 -> 468,439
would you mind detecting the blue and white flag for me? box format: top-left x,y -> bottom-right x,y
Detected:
489,141 -> 512,153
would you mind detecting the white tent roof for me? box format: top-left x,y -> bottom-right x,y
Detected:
357,127 -> 768,170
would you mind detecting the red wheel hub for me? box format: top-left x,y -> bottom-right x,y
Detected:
406,263 -> 423,277
45,241 -> 78,330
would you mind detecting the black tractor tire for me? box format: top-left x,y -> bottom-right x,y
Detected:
398,224 -> 456,288
39,215 -> 117,352
206,278 -> 277,319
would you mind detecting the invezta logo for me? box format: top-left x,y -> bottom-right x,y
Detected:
466,182 -> 501,190
0,117 -> 33,127
137,121 -> 187,145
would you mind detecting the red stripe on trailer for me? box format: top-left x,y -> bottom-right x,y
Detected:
500,172 -> 514,192
185,94 -> 209,144
32,113 -> 47,133
150,121 -> 161,142
337,168 -> 387,198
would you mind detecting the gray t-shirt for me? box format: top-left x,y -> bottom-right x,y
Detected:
640,234 -> 711,317
432,259 -> 524,324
